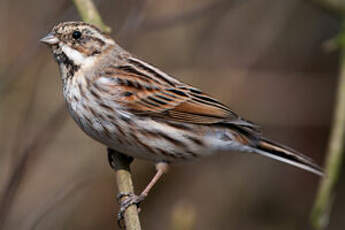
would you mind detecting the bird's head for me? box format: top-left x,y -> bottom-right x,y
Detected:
40,21 -> 115,67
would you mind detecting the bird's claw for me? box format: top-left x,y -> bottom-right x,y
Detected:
116,192 -> 132,202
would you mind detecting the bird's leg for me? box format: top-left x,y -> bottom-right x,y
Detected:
142,162 -> 169,197
116,162 -> 169,220
107,149 -> 169,221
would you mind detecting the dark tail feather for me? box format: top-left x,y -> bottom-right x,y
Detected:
254,138 -> 324,176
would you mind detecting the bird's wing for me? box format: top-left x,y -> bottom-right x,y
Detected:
97,59 -> 259,131
95,60 -> 324,176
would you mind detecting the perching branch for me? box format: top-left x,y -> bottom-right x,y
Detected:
71,1 -> 141,229
108,149 -> 142,230
310,23 -> 345,230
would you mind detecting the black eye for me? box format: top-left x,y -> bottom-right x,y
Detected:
72,30 -> 82,40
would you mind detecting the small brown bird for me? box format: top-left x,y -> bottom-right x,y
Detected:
41,21 -> 323,214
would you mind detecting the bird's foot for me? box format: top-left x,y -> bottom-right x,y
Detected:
117,192 -> 146,223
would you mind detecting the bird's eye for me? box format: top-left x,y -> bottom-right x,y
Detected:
72,30 -> 82,40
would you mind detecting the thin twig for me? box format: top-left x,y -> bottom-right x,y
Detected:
108,149 -> 142,230
71,1 -> 141,228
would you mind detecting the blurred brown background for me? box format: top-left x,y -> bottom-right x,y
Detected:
0,0 -> 343,229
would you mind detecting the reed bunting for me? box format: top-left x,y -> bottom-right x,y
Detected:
41,21 -> 323,215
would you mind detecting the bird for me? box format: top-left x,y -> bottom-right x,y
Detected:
40,21 -> 323,216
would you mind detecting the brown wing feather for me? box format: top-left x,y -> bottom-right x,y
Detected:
99,64 -> 259,131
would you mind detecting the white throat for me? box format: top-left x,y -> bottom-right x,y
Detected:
60,43 -> 96,67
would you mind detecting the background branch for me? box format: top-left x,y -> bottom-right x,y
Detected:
72,0 -> 111,32
309,1 -> 345,228
310,33 -> 345,229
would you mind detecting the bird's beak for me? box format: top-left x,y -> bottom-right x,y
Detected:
40,32 -> 59,45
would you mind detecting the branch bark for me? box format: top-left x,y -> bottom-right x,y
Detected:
108,150 -> 142,230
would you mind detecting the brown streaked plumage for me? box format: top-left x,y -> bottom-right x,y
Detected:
41,21 -> 323,218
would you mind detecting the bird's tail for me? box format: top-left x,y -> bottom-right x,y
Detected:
253,137 -> 323,176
